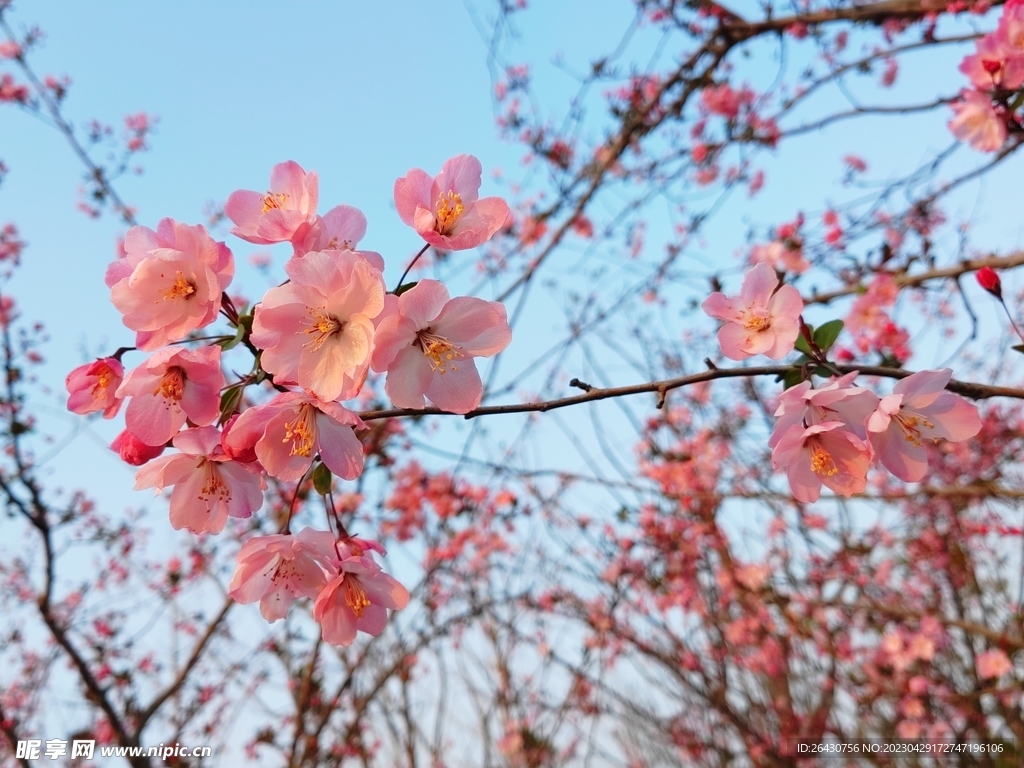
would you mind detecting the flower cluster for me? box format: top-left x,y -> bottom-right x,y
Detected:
65,155 -> 511,645
950,2 -> 1024,151
704,264 -> 982,502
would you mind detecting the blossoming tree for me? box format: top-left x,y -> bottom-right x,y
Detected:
2,0 -> 1024,766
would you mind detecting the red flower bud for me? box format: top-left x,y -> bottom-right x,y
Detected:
982,59 -> 1003,76
976,266 -> 1002,299
111,429 -> 165,466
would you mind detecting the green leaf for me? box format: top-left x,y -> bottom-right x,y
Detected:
794,330 -> 814,357
394,281 -> 418,296
780,367 -> 805,390
312,463 -> 333,496
812,319 -> 844,354
218,386 -> 244,424
217,323 -> 245,351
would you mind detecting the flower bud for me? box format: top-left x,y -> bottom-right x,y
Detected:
111,429 -> 165,466
976,266 -> 1002,300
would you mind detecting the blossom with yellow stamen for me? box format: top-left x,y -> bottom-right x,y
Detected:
771,421 -> 871,503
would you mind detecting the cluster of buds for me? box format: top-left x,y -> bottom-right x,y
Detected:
65,155 -> 512,645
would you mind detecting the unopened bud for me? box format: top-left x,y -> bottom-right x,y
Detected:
976,266 -> 1002,300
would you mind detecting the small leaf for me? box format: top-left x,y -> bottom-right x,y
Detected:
1013,344 -> 1024,355
794,330 -> 814,357
780,367 -> 805,390
812,319 -> 844,354
312,463 -> 333,496
394,281 -> 418,296
218,386 -> 244,424
217,323 -> 245,351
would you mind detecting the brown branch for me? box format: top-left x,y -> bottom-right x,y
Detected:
806,251 -> 1024,306
136,597 -> 233,729
357,363 -> 1024,422
0,700 -> 31,768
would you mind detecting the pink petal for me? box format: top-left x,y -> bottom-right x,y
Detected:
385,345 -> 434,409
315,414 -> 364,480
399,279 -> 450,328
425,360 -> 483,414
394,169 -> 433,227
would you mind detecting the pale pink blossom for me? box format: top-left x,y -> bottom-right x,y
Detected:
370,279 -> 512,414
750,240 -> 809,274
394,154 -> 510,251
770,372 -> 879,449
867,368 -> 982,482
701,262 -> 803,360
948,90 -> 1007,153
976,648 -> 1014,680
771,421 -> 872,502
66,357 -> 124,418
313,556 -> 410,646
134,426 -> 264,534
116,346 -> 225,447
106,219 -> 234,351
223,391 -> 365,482
225,161 -> 319,245
291,205 -> 383,271
110,429 -> 165,466
250,249 -> 385,402
228,529 -> 337,621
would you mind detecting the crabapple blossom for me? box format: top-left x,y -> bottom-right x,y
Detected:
771,422 -> 872,503
976,649 -> 1014,680
223,391 -> 365,482
106,219 -> 234,351
110,429 -> 165,466
948,90 -> 1007,152
225,160 -> 319,245
228,529 -> 337,621
769,372 -> 879,449
250,249 -> 385,402
394,154 -> 510,251
701,261 -> 802,360
750,240 -> 809,274
116,345 -> 225,446
65,356 -> 123,418
313,555 -> 410,647
867,369 -> 982,482
134,426 -> 265,534
290,204 -> 383,270
370,279 -> 512,414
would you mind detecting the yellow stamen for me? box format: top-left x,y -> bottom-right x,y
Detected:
164,271 -> 196,301
155,366 -> 186,404
344,576 -> 371,618
262,192 -> 287,213
92,366 -> 114,398
198,461 -> 231,503
809,443 -> 838,477
304,308 -> 344,351
282,405 -> 316,458
417,330 -> 463,374
742,309 -> 771,332
435,191 -> 465,235
895,412 -> 935,447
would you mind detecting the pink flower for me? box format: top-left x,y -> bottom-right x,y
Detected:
66,357 -> 124,418
106,219 -> 234,351
250,250 -> 385,402
960,26 -> 1024,90
228,529 -> 337,621
771,422 -> 871,503
223,391 -> 365,482
313,556 -> 410,646
134,427 -> 265,534
750,241 -> 809,274
116,346 -> 225,447
701,262 -> 803,360
867,368 -> 982,482
948,90 -> 1007,153
111,429 -> 165,466
370,280 -> 512,414
976,648 -> 1014,680
291,205 -> 383,271
394,154 -> 510,251
225,161 -> 319,245
769,372 -> 879,449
